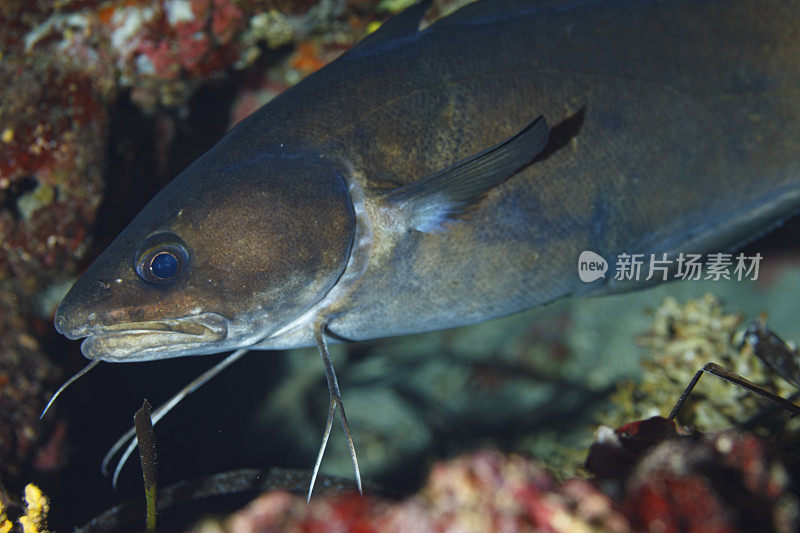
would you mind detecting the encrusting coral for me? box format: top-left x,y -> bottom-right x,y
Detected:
0,483 -> 50,533
599,293 -> 800,433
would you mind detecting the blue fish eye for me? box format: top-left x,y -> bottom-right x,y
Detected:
135,233 -> 189,285
150,251 -> 179,280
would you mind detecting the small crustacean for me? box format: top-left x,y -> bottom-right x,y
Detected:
669,318 -> 800,422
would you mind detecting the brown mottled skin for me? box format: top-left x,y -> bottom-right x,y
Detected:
56,0 -> 800,360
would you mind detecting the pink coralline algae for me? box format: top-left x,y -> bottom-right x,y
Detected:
19,0 -> 384,110
188,418 -> 798,532
0,57 -> 110,284
18,0 -> 246,110
0,11 -> 113,488
100,0 -> 248,107
189,451 -> 630,533
586,417 -> 798,533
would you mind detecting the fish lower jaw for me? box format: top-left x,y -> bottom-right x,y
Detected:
81,333 -> 216,362
77,313 -> 230,362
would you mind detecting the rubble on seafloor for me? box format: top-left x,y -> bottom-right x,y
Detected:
0,0 -> 472,508
586,417 -> 799,533
186,449 -> 631,533
182,419 -> 797,532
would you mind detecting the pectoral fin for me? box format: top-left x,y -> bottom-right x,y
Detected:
384,115 -> 549,232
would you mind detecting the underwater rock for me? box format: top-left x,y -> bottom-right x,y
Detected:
17,0 -> 383,110
4,1 -> 800,529
0,50 -> 110,286
587,417 -> 799,533
0,292 -> 62,483
185,420 -> 799,532
0,13 -> 111,484
88,420 -> 800,531
599,294 -> 800,435
0,2 -> 111,492
188,450 -> 630,532
0,20 -> 111,496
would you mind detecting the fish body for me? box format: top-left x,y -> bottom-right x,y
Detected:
51,0 -> 800,488
55,0 -> 800,357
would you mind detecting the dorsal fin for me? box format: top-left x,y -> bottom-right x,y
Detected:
349,0 -> 433,54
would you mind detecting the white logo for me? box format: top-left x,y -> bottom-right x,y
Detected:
578,251 -> 608,282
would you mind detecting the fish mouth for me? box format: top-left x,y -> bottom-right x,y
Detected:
77,313 -> 229,362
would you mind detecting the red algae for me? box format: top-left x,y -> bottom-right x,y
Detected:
0,11 -> 113,486
186,419 -> 797,532
0,58 -> 109,282
211,0 -> 244,44
587,417 -> 798,533
188,451 -> 629,533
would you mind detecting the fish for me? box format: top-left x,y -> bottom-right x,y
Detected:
50,0 -> 800,497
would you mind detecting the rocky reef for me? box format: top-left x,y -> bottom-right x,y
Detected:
2,0 -> 800,531
188,450 -> 631,532
76,415 -> 799,531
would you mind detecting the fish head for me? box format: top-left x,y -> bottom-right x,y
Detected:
54,149 -> 355,362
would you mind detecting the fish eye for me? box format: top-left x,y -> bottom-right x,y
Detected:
134,233 -> 189,285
